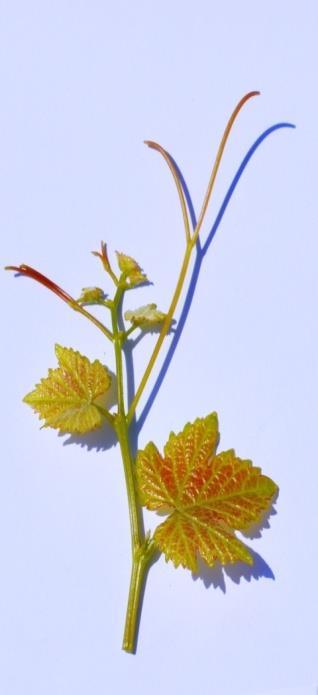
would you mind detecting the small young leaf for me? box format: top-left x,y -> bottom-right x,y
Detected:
136,413 -> 278,572
116,252 -> 148,287
23,345 -> 112,434
124,303 -> 166,328
78,287 -> 105,304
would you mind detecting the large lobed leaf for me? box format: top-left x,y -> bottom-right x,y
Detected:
136,413 -> 278,572
23,344 -> 112,434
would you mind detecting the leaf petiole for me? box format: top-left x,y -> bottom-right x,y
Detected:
123,324 -> 139,340
70,301 -> 113,342
95,405 -> 115,428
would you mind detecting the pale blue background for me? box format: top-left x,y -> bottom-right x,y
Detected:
1,2 -> 317,694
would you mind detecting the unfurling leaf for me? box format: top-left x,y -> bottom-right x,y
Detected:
116,252 -> 148,287
78,287 -> 105,304
136,413 -> 278,572
23,345 -> 112,434
124,303 -> 166,329
92,241 -> 112,274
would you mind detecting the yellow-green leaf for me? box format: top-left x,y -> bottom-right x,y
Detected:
78,287 -> 105,304
124,303 -> 166,328
136,413 -> 278,572
116,252 -> 148,287
23,344 -> 112,434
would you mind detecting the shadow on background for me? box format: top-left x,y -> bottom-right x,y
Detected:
60,421 -> 117,452
192,548 -> 275,592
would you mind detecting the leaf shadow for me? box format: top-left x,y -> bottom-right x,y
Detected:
128,320 -> 177,348
192,546 -> 275,592
59,421 -> 117,452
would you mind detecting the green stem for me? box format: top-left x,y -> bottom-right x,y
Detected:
122,540 -> 156,653
111,286 -> 154,651
95,405 -> 115,428
111,288 -> 126,413
124,324 -> 139,340
115,414 -> 143,552
112,289 -> 141,547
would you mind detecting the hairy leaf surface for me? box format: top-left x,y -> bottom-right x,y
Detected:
23,345 -> 112,434
136,413 -> 278,571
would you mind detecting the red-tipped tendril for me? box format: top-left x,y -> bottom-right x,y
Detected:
5,263 -> 113,340
5,264 -> 75,304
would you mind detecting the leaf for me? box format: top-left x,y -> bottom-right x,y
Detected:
124,303 -> 166,328
78,287 -> 105,304
136,413 -> 278,572
116,252 -> 148,287
23,344 -> 112,434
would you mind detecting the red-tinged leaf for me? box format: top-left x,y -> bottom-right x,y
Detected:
136,413 -> 278,571
154,512 -> 254,573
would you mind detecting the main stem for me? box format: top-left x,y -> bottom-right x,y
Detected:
111,288 -> 154,652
